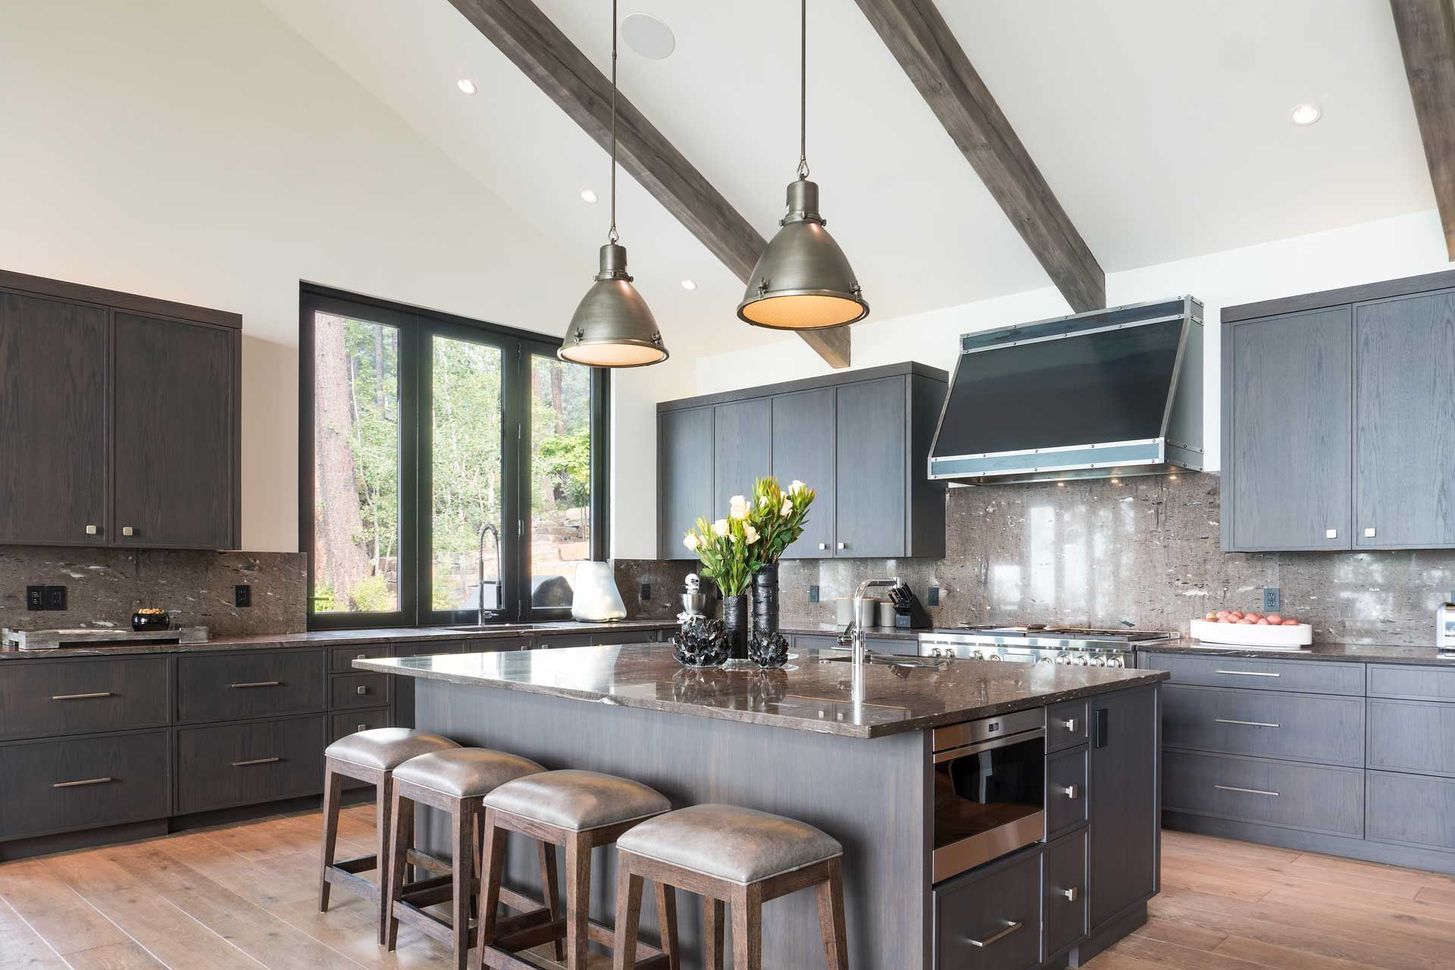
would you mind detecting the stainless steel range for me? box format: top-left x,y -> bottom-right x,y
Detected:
918,625 -> 1176,668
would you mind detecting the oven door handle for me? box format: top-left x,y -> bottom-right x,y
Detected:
932,728 -> 1046,764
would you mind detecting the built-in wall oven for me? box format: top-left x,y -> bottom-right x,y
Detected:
931,707 -> 1045,883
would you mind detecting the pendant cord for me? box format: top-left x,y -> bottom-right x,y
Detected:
797,0 -> 809,180
608,0 -> 620,245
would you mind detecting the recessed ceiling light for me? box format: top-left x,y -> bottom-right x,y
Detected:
680,279 -> 697,291
580,189 -> 599,204
621,13 -> 676,60
1290,103 -> 1321,126
457,78 -> 478,95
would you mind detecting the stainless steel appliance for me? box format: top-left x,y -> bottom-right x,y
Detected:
931,707 -> 1046,882
1440,598 -> 1455,653
918,625 -> 1176,668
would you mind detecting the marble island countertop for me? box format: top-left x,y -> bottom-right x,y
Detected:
1143,639 -> 1455,666
355,642 -> 1168,739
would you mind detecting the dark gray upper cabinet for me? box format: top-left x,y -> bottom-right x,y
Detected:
0,271 -> 241,550
657,405 -> 715,557
1222,307 -> 1352,551
114,313 -> 238,550
1223,269 -> 1455,552
1354,291 -> 1455,549
657,363 -> 947,560
771,387 -> 836,558
712,398 -> 772,513
0,292 -> 110,546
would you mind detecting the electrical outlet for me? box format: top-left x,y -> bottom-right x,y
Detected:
26,586 -> 45,611
808,585 -> 820,604
234,584 -> 251,608
639,581 -> 651,603
43,586 -> 66,611
928,586 -> 941,607
1263,587 -> 1281,613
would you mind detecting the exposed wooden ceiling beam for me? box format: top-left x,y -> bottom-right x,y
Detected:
853,0 -> 1105,312
1391,0 -> 1455,260
446,0 -> 850,368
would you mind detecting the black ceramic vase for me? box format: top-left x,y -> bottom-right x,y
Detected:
752,562 -> 780,634
722,593 -> 749,660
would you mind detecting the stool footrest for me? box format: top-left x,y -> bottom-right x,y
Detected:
481,912 -> 670,968
329,854 -> 376,875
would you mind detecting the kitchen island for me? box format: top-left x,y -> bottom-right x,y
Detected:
359,644 -> 1168,969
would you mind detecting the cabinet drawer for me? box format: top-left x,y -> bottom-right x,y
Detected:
934,848 -> 1041,970
1046,747 -> 1087,836
0,730 -> 169,840
1162,685 -> 1364,766
533,632 -> 592,649
1046,700 -> 1088,753
590,629 -> 663,646
330,645 -> 390,673
329,708 -> 394,744
1368,699 -> 1455,777
176,650 -> 325,724
792,634 -> 841,652
1367,665 -> 1455,702
1042,829 -> 1087,958
1142,653 -> 1364,695
1163,750 -> 1363,837
0,657 -> 169,740
176,715 -> 324,815
330,673 -> 390,711
1367,770 -> 1455,851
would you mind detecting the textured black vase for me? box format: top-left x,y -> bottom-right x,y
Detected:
722,593 -> 749,660
752,563 -> 780,634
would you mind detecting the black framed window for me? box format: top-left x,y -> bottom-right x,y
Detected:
300,285 -> 608,630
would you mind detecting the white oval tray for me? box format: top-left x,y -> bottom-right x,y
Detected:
1190,619 -> 1313,648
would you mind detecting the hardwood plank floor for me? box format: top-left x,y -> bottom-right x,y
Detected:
2,810 -> 1453,969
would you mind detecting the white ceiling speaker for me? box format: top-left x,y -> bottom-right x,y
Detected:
621,13 -> 675,60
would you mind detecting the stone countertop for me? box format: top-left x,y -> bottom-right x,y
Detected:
355,643 -> 1168,739
1141,640 -> 1455,666
0,619 -> 676,660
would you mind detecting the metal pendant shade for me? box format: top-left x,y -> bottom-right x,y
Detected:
559,243 -> 668,368
737,177 -> 867,330
558,0 -> 668,368
738,0 -> 867,331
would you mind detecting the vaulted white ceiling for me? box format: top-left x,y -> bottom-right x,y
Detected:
263,0 -> 1435,356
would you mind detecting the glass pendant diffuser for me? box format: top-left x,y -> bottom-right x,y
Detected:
559,0 -> 668,368
737,0 -> 867,331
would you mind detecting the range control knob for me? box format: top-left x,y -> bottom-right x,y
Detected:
987,654 -> 1002,661
1073,655 -> 1090,666
1036,656 -> 1054,666
1107,656 -> 1125,668
1055,654 -> 1072,665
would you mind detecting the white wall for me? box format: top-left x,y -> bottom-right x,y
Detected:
607,208 -> 1453,558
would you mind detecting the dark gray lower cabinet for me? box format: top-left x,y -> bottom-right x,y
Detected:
176,649 -> 326,724
1366,770 -> 1455,851
1367,698 -> 1455,776
176,715 -> 325,815
0,730 -> 170,840
1162,684 -> 1365,767
1163,750 -> 1364,837
1045,747 -> 1088,836
1042,829 -> 1087,959
0,656 -> 169,741
1087,686 -> 1158,931
934,847 -> 1042,970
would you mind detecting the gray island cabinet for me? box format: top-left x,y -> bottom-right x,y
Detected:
359,644 -> 1166,969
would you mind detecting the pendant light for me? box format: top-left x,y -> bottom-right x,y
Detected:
559,0 -> 668,368
737,0 -> 868,331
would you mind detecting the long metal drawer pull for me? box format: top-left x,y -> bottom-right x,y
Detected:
1214,718 -> 1280,728
966,920 -> 1022,948
53,777 -> 113,789
1214,784 -> 1279,797
51,691 -> 113,701
1214,670 -> 1280,678
231,757 -> 282,767
229,681 -> 281,689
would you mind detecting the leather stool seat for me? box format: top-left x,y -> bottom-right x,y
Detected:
392,747 -> 544,797
617,804 -> 843,884
324,728 -> 457,771
484,769 -> 670,831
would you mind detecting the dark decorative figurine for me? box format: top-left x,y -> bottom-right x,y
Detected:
746,628 -> 790,669
672,616 -> 731,668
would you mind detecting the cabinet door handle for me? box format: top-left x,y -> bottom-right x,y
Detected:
965,920 -> 1022,948
85,524 -> 99,536
53,776 -> 114,789
1060,887 -> 1078,902
51,691 -> 113,701
230,681 -> 281,689
836,542 -> 847,550
1325,528 -> 1338,539
1215,669 -> 1280,678
1215,717 -> 1280,728
1058,784 -> 1080,799
232,757 -> 281,767
1215,784 -> 1279,797
356,653 -> 368,660
356,685 -> 369,695
121,526 -> 135,537
1060,717 -> 1078,732
818,543 -> 828,550
356,723 -> 369,732
1363,527 -> 1377,538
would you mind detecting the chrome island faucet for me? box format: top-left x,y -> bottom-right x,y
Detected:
850,577 -> 900,664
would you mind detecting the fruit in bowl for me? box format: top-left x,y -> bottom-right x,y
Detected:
1205,610 -> 1300,626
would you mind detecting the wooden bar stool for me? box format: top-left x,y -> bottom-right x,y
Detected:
612,805 -> 848,970
319,727 -> 459,942
475,769 -> 676,970
382,748 -> 556,970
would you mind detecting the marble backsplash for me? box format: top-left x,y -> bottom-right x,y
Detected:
617,473 -> 1455,646
0,546 -> 307,637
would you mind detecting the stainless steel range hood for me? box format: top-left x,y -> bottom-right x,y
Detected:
928,297 -> 1204,484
